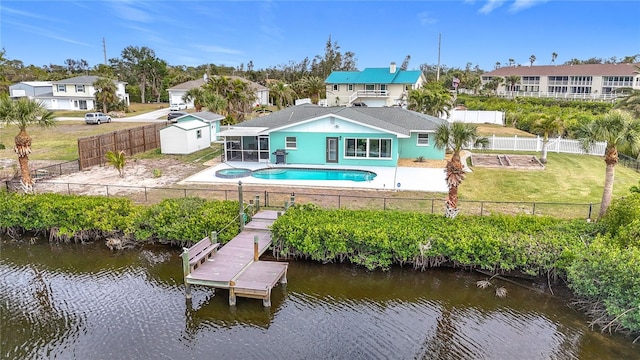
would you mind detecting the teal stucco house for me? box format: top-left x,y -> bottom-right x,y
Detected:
216,105 -> 447,167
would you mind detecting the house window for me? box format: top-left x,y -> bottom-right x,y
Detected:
380,84 -> 387,91
365,84 -> 375,91
332,84 -> 339,91
57,85 -> 66,92
76,85 -> 85,92
285,136 -> 297,149
196,130 -> 202,139
417,133 -> 430,146
345,138 -> 392,159
348,84 -> 353,91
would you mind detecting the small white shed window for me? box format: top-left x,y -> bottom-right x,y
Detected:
285,136 -> 297,149
196,130 -> 202,139
417,133 -> 430,146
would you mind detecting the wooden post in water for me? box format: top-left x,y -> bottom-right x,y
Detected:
238,181 -> 245,231
181,249 -> 192,299
229,280 -> 236,306
254,235 -> 259,261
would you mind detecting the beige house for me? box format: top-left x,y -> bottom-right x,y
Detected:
325,62 -> 426,107
481,63 -> 640,100
167,76 -> 269,109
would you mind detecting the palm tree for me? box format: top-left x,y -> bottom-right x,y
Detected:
504,75 -> 521,91
301,76 -> 325,104
0,96 -> 56,192
495,61 -> 501,69
529,55 -> 536,66
434,122 -> 489,218
551,52 -> 558,64
105,150 -> 126,178
93,77 -> 119,114
269,81 -> 297,109
508,58 -> 515,67
182,87 -> 205,111
407,82 -> 453,118
577,109 -> 640,219
532,112 -> 564,164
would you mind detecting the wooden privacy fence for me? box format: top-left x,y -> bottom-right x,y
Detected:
77,123 -> 165,170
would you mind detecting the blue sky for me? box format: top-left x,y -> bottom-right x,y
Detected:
1,0 -> 639,72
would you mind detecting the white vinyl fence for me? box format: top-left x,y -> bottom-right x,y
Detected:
445,110 -> 505,125
472,135 -> 606,156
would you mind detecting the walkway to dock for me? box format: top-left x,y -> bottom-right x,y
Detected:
182,210 -> 288,307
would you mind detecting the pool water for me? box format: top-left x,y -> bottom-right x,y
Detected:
252,168 -> 376,182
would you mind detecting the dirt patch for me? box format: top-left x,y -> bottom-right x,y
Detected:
471,154 -> 544,169
34,158 -> 205,196
398,158 -> 448,168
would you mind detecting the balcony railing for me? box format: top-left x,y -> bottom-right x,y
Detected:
349,90 -> 390,103
495,91 -> 620,101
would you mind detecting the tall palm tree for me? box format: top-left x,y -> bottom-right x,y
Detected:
0,96 -> 56,192
182,87 -> 205,112
529,55 -> 536,66
269,81 -> 297,109
532,112 -> 564,164
93,77 -> 119,114
551,52 -> 558,64
434,122 -> 489,218
577,109 -> 640,219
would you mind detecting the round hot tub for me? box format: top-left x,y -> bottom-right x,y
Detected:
215,168 -> 252,179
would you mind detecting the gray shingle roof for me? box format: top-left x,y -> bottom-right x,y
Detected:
235,105 -> 446,136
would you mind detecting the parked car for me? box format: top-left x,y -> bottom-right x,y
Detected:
169,102 -> 187,111
84,112 -> 111,125
352,102 -> 368,107
167,111 -> 188,123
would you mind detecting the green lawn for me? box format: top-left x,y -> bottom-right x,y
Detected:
0,121 -> 150,160
460,152 -> 639,203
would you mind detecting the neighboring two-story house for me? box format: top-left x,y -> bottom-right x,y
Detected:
9,75 -> 129,110
325,62 -> 426,107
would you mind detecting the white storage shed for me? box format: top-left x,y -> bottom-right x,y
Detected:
160,120 -> 211,154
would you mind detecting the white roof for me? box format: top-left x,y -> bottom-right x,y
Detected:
168,120 -> 208,131
216,127 -> 269,137
22,81 -> 52,86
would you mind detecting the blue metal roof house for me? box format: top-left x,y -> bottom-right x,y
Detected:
325,62 -> 426,107
216,104 -> 446,167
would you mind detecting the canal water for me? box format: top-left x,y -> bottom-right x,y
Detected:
1,239 -> 638,360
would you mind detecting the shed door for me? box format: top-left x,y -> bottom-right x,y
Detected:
326,137 -> 338,163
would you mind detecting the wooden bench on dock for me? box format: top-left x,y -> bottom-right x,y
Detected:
182,234 -> 220,277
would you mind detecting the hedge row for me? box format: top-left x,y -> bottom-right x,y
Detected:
0,193 -> 240,245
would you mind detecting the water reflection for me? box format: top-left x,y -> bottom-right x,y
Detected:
1,238 -> 638,360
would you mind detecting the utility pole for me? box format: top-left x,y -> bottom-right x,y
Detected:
102,38 -> 107,65
436,33 -> 441,81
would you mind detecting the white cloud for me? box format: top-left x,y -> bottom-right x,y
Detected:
509,0 -> 549,13
418,11 -> 437,25
191,44 -> 243,56
479,0 -> 506,14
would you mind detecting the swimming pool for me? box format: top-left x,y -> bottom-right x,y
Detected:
252,168 -> 377,182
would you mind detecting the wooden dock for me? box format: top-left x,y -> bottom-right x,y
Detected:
182,210 -> 288,307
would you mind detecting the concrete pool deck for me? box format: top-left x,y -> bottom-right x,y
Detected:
179,162 -> 449,192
